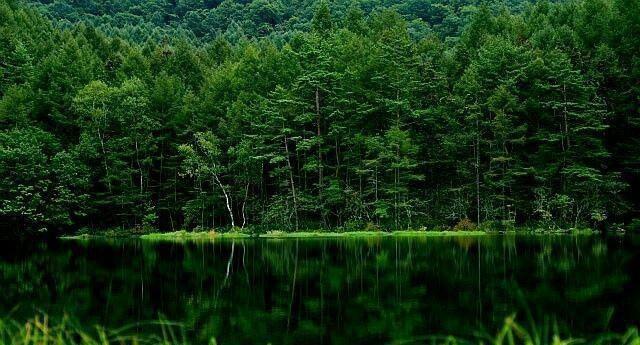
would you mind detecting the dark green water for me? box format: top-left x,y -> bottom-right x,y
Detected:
0,234 -> 639,344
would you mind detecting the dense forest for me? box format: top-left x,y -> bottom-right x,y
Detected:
26,0 -> 538,42
0,0 -> 639,234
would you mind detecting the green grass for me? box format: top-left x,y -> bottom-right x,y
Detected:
267,230 -> 488,238
136,229 -> 490,241
0,313 -> 188,345
139,230 -> 251,241
62,226 -> 601,242
1,313 -> 638,345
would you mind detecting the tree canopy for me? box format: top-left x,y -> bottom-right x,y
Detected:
0,0 -> 638,234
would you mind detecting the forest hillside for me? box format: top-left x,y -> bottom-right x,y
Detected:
1,0 -> 639,234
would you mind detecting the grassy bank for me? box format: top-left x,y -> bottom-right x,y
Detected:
1,313 -> 637,345
138,228 -> 601,241
61,227 -> 602,242
136,229 -> 491,241
260,230 -> 490,238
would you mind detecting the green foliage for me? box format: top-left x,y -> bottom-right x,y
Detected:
0,127 -> 89,233
0,0 -> 638,233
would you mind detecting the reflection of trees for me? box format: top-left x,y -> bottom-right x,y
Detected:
0,236 -> 635,344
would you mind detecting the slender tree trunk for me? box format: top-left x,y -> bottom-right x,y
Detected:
173,168 -> 178,228
395,156 -> 398,230
284,135 -> 299,230
502,140 -> 508,220
563,83 -> 571,149
395,90 -> 400,229
97,128 -> 112,192
159,141 -> 164,189
316,87 -> 326,227
374,166 -> 379,202
135,138 -> 142,193
316,87 -> 323,188
374,165 -> 379,225
335,137 -> 340,177
213,173 -> 235,228
211,178 -> 216,229
241,181 -> 249,229
475,115 -> 481,225
199,179 -> 204,228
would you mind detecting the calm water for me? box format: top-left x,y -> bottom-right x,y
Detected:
1,234 -> 639,344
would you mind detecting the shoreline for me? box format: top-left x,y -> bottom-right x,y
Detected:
60,228 -> 601,241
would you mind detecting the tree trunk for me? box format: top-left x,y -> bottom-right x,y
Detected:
211,177 -> 216,229
97,128 -> 112,193
284,135 -> 299,230
135,138 -> 143,194
241,181 -> 249,229
476,115 -> 481,225
316,87 -> 323,188
213,173 -> 235,228
563,83 -> 571,149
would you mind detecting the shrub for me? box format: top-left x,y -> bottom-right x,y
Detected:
629,219 -> 640,232
481,220 -> 515,232
453,218 -> 477,231
363,222 -> 382,232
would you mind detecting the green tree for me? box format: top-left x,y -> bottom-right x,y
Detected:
0,127 -> 89,232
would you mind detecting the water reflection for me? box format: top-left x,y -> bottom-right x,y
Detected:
0,235 -> 637,344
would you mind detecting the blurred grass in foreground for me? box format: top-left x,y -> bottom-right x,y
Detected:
0,313 -> 638,345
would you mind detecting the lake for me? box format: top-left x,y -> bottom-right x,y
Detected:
1,234 -> 638,344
